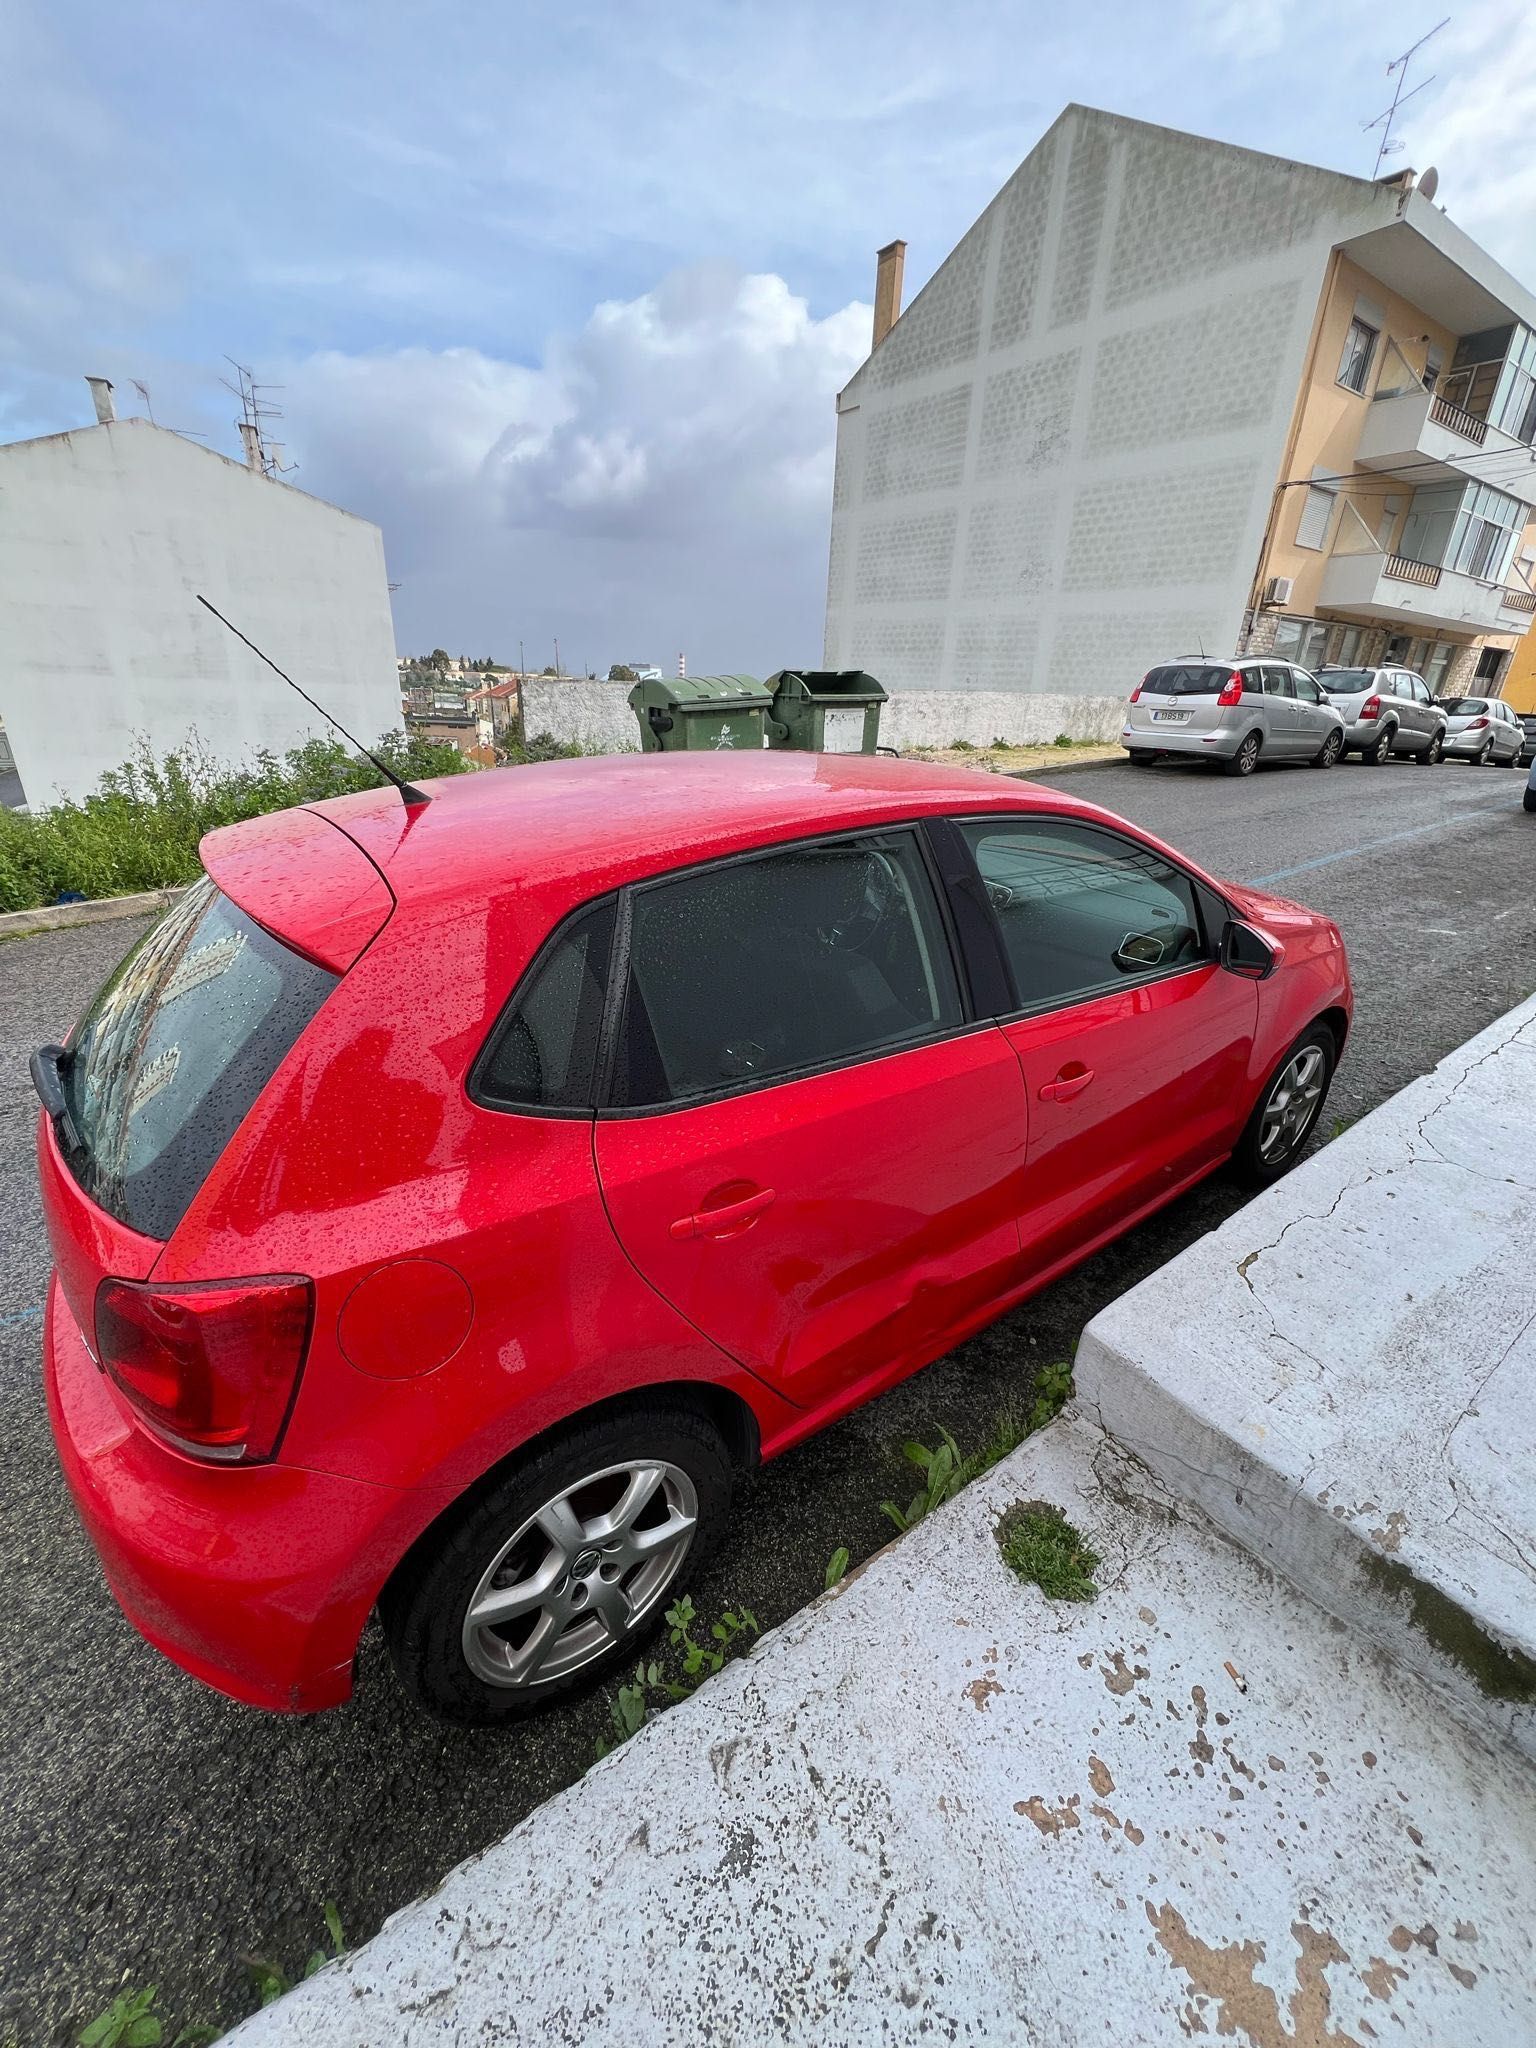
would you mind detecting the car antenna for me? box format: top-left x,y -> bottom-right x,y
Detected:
196,595 -> 431,807
1197,633 -> 1206,658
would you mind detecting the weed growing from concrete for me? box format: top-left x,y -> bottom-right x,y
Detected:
881,1367 -> 1075,1533
594,1598 -> 761,1758
78,1983 -> 217,2046
243,1901 -> 347,2007
995,1501 -> 1101,1601
824,1547 -> 850,1590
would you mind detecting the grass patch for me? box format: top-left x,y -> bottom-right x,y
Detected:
880,1364 -> 1074,1534
995,1500 -> 1101,1602
0,730 -> 585,914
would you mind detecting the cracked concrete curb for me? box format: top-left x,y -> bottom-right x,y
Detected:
1076,992 -> 1536,1762
0,884 -> 183,941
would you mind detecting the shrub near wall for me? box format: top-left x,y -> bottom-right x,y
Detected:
0,733 -> 475,915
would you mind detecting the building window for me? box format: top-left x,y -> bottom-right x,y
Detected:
1423,346 -> 1443,394
1338,317 -> 1379,395
1424,641 -> 1455,696
1476,646 -> 1509,690
1294,473 -> 1337,550
1490,325 -> 1536,446
1272,617 -> 1330,670
1334,625 -> 1364,666
1447,483 -> 1524,584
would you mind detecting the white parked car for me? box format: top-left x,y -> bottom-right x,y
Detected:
1122,658 -> 1345,777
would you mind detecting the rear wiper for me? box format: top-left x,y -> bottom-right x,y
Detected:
30,1044 -> 83,1151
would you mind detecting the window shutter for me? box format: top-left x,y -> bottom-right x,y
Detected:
1295,472 -> 1336,551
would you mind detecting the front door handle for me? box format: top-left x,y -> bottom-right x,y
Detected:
669,1187 -> 777,1241
1038,1065 -> 1094,1103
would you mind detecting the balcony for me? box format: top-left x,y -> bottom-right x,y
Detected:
1354,389 -> 1536,505
1318,549 -> 1530,636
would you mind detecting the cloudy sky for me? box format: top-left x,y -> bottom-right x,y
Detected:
5,0 -> 1534,673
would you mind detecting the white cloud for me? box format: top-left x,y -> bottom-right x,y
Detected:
1398,4 -> 1536,279
281,269 -> 869,672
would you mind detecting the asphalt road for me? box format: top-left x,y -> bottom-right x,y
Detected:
3,750 -> 1534,2043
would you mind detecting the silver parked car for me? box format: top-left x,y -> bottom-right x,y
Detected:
1122,658 -> 1346,777
1438,696 -> 1526,766
1315,666 -> 1446,765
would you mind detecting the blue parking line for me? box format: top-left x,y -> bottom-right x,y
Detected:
1249,801 -> 1515,887
0,1305 -> 44,1328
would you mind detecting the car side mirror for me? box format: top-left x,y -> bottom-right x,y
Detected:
1221,919 -> 1277,980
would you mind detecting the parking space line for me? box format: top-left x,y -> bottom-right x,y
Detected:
1248,802 -> 1516,887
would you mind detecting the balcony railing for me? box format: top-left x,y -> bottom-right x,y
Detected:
1383,554 -> 1442,588
1499,586 -> 1536,615
1428,394 -> 1489,445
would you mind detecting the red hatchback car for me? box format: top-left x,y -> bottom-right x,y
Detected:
35,753 -> 1349,1722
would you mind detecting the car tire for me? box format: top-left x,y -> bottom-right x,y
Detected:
1309,730 -> 1342,769
1361,726 -> 1394,766
1231,1022 -> 1337,1189
1478,742 -> 1494,766
380,1402 -> 735,1725
1417,732 -> 1444,765
1222,732 -> 1261,778
1525,789 -> 1536,813
1501,748 -> 1518,768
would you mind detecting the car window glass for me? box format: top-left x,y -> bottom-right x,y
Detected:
59,878 -> 338,1239
477,897 -> 617,1111
614,834 -> 961,1107
1291,670 -> 1321,702
1267,667 -> 1297,698
957,818 -> 1207,1013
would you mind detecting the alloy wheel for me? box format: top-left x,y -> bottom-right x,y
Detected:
461,1460 -> 698,1689
1257,1046 -> 1327,1165
1236,735 -> 1259,775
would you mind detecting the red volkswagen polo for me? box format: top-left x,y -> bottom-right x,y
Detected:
35,753 -> 1349,1723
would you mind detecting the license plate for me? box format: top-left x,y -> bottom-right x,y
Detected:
1152,710 -> 1190,723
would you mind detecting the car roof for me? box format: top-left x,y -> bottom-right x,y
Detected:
199,753 -> 1127,966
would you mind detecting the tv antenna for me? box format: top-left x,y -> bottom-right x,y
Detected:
220,358 -> 297,479
1364,18 -> 1448,179
130,380 -> 155,423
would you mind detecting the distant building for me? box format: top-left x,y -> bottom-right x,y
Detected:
826,106 -> 1536,723
467,677 -> 521,748
0,384 -> 400,806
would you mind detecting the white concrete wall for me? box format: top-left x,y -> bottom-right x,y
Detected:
0,419 -> 400,806
825,107 -> 1400,700
520,676 -> 1127,753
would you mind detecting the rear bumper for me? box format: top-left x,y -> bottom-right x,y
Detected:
1444,731 -> 1493,757
1120,721 -> 1241,758
44,1275 -> 424,1713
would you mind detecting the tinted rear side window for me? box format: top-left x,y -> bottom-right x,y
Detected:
614,834 -> 962,1108
474,897 -> 616,1112
60,877 -> 337,1239
1143,666 -> 1227,697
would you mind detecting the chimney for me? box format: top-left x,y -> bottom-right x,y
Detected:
85,377 -> 116,425
872,240 -> 906,351
238,421 -> 262,470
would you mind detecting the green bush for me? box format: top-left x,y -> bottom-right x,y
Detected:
0,730 -> 585,916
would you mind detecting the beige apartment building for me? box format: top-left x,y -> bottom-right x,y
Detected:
825,107 -> 1536,739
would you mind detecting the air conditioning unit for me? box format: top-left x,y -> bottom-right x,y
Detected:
1265,576 -> 1295,606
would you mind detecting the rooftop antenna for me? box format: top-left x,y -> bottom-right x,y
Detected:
219,358 -> 297,479
196,595 -> 431,806
1364,17 -> 1448,179
130,379 -> 155,423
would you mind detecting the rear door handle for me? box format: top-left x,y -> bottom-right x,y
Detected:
669,1188 -> 777,1241
1038,1065 -> 1094,1103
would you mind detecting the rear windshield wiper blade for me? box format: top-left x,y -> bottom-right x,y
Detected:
31,1044 -> 82,1151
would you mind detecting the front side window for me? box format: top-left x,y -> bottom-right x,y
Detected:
614,834 -> 961,1108
60,878 -> 338,1239
1291,670 -> 1323,703
958,819 -> 1207,1013
1338,316 -> 1378,395
475,897 -> 616,1112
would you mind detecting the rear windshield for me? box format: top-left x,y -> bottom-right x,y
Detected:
60,877 -> 337,1239
1318,669 -> 1374,690
1142,665 -> 1231,697
1440,699 -> 1489,716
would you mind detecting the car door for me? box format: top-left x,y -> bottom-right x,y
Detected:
1257,664 -> 1303,755
1402,673 -> 1433,750
1289,667 -> 1335,754
593,828 -> 1030,1414
952,815 -> 1259,1284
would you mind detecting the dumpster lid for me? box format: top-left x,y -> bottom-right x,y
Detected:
767,668 -> 887,704
629,673 -> 773,708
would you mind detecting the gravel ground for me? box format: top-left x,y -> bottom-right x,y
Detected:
3,748 -> 1534,2043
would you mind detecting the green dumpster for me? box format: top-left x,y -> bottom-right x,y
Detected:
628,674 -> 772,753
765,669 -> 887,754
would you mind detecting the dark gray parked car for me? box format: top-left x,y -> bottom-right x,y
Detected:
1314,666 -> 1446,765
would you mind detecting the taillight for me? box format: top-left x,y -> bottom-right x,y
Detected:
1216,672 -> 1244,707
1468,716 -> 1489,730
94,1276 -> 314,1463
1129,681 -> 1143,704
1360,695 -> 1382,720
